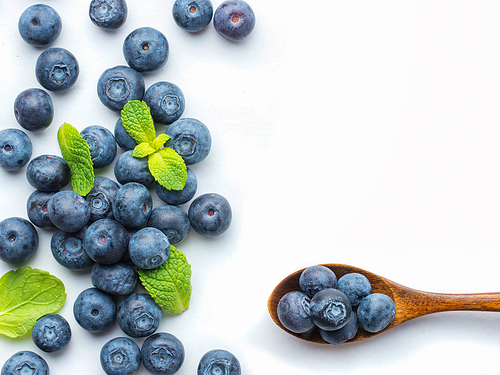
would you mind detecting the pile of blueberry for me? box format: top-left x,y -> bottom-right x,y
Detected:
277,265 -> 397,345
0,0 -> 255,374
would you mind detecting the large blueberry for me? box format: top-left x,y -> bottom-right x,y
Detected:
26,154 -> 71,192
0,217 -> 38,264
0,129 -> 32,171
81,125 -> 117,169
172,0 -> 213,33
213,0 -> 255,42
26,190 -> 57,228
112,182 -> 153,229
73,287 -> 117,333
91,262 -> 138,295
114,118 -> 138,151
309,288 -> 352,331
86,176 -> 121,222
1,351 -> 49,375
337,272 -> 372,307
141,333 -> 185,375
155,167 -> 197,206
100,337 -> 141,375
89,0 -> 128,30
357,293 -> 396,333
32,314 -> 71,353
47,191 -> 90,233
84,219 -> 129,264
128,227 -> 170,269
197,349 -> 241,375
18,4 -> 62,47
319,311 -> 359,345
166,118 -> 211,165
277,291 -> 314,334
35,47 -> 79,91
50,226 -> 95,271
188,193 -> 231,237
117,293 -> 162,337
299,265 -> 338,298
144,81 -> 185,125
114,150 -> 154,188
147,204 -> 190,244
97,65 -> 145,111
123,27 -> 169,72
14,88 -> 53,132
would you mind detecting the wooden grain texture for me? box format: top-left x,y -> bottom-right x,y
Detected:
268,264 -> 500,344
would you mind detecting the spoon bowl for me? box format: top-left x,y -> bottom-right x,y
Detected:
268,264 -> 500,344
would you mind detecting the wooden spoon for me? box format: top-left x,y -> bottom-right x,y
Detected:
268,263 -> 500,344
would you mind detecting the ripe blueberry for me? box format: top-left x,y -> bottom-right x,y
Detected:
0,129 -> 32,171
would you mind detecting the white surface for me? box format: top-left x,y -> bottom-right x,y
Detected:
1,0 -> 500,374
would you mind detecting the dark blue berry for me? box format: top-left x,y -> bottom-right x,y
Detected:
18,4 -> 62,47
166,118 -> 211,165
213,0 -> 255,42
73,287 -> 117,333
84,219 -> 129,264
277,291 -> 314,334
50,226 -> 95,271
26,190 -> 56,228
144,81 -> 185,125
128,227 -> 170,269
0,217 -> 38,264
97,65 -> 145,111
309,288 -> 352,331
197,349 -> 241,375
123,27 -> 169,72
147,204 -> 190,244
337,272 -> 372,307
117,293 -> 162,337
86,176 -> 121,222
81,125 -> 117,169
89,0 -> 128,30
1,351 -> 49,375
319,311 -> 359,345
173,0 -> 213,33
112,182 -> 153,229
26,154 -> 71,192
299,265 -> 338,298
114,150 -> 154,188
100,337 -> 141,375
14,88 -> 53,132
114,118 -> 138,151
47,191 -> 90,233
188,193 -> 231,237
91,262 -> 138,295
155,167 -> 197,206
141,333 -> 185,375
357,293 -> 396,333
0,129 -> 32,171
32,314 -> 71,353
35,47 -> 79,91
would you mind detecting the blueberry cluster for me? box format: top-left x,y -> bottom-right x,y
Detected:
277,265 -> 397,345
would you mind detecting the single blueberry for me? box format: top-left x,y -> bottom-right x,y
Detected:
84,219 -> 129,264
357,293 -> 396,333
0,129 -> 32,171
309,288 -> 352,331
1,351 -> 49,375
50,226 -> 95,271
26,154 -> 71,192
0,217 -> 38,264
73,287 -> 117,333
117,293 -> 163,337
80,125 -> 117,169
144,81 -> 185,125
188,193 -> 232,237
197,349 -> 241,375
100,337 -> 141,375
337,272 -> 372,307
86,176 -> 121,222
155,167 -> 197,206
166,118 -> 211,165
18,4 -> 62,47
91,262 -> 138,295
141,333 -> 185,375
213,0 -> 255,42
14,88 -> 53,132
112,182 -> 153,229
172,0 -> 214,33
319,311 -> 359,345
128,227 -> 170,269
147,204 -> 190,244
299,265 -> 338,298
35,47 -> 79,91
114,118 -> 138,151
89,0 -> 128,30
97,65 -> 145,111
32,314 -> 71,353
277,291 -> 315,334
114,150 -> 154,188
26,190 -> 57,228
123,27 -> 169,72
47,191 -> 91,233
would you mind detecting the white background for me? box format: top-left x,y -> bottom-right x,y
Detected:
1,0 -> 500,374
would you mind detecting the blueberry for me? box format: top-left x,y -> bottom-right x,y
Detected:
197,349 -> 240,375
86,176 -> 121,222
14,88 -> 54,132
166,118 -> 211,165
91,262 -> 138,295
213,0 -> 255,42
144,81 -> 185,125
100,337 -> 141,375
128,227 -> 170,269
97,65 -> 145,111
112,182 -> 153,229
299,265 -> 338,298
47,191 -> 91,233
0,129 -> 32,171
1,351 -> 49,375
117,293 -> 162,337
155,167 -> 197,205
32,314 -> 71,353
319,311 -> 359,345
114,150 -> 154,188
18,4 -> 62,47
80,125 -> 117,169
26,154 -> 71,192
141,333 -> 185,375
73,287 -> 117,333
188,193 -> 231,237
172,0 -> 213,33
147,204 -> 190,244
89,0 -> 128,30
50,226 -> 95,271
84,219 -> 129,264
0,217 -> 38,264
35,47 -> 79,91
114,118 -> 138,151
26,190 -> 57,228
277,291 -> 315,334
123,27 -> 169,73
357,293 -> 396,333
337,272 -> 372,307
309,288 -> 352,331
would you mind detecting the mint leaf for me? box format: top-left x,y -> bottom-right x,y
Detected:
138,246 -> 192,315
58,122 -> 94,196
148,148 -> 187,191
0,267 -> 67,338
121,100 -> 156,143
132,134 -> 171,159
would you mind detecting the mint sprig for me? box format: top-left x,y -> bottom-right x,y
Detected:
121,101 -> 187,190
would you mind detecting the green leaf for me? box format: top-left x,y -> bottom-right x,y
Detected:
132,134 -> 171,159
121,100 -> 156,144
0,267 -> 67,338
57,123 -> 94,196
138,246 -> 192,315
152,133 -> 170,150
148,148 -> 187,191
